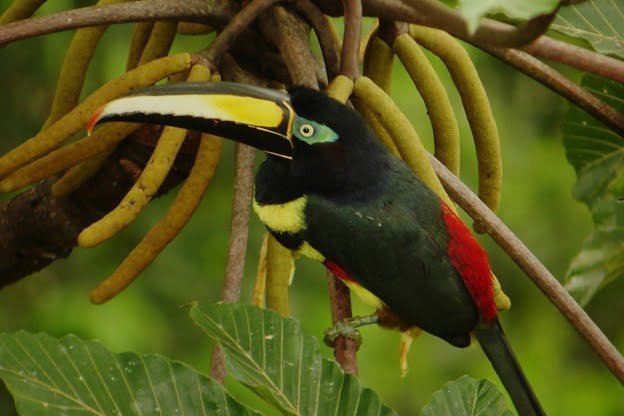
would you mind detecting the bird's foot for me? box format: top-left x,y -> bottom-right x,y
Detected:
323,314 -> 379,349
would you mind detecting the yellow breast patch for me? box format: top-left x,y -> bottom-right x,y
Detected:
252,196 -> 307,234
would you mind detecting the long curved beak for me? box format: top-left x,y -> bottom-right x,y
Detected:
88,82 -> 295,158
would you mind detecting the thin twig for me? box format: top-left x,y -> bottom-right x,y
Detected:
339,0 -> 362,79
0,0 -> 236,47
522,37 -> 624,84
210,142 -> 256,383
428,154 -> 624,384
203,0 -> 283,64
294,0 -> 341,81
477,45 -> 624,137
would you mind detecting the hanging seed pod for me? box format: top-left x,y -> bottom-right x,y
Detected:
126,22 -> 155,71
0,53 -> 193,179
0,0 -> 46,24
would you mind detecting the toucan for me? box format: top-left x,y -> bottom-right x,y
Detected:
88,82 -> 545,415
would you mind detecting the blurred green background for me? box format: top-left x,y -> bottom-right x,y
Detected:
1,1 -> 623,414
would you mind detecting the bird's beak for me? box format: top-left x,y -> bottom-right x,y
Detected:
87,81 -> 295,158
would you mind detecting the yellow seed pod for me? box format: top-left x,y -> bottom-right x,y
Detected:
399,327 -> 421,378
393,33 -> 460,176
0,53 -> 192,179
137,21 -> 177,65
43,0 -> 131,129
51,151 -> 114,197
351,97 -> 400,157
78,63 -> 209,247
126,22 -> 154,71
410,25 -> 502,231
353,76 -> 454,209
0,122 -> 139,193
363,34 -> 394,93
177,22 -> 214,35
89,133 -> 223,304
0,0 -> 45,24
325,75 -> 354,104
265,234 -> 294,317
253,233 -> 270,308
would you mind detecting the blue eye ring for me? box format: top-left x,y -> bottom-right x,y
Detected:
298,123 -> 315,138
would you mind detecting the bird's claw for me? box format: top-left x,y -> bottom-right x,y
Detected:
323,319 -> 363,349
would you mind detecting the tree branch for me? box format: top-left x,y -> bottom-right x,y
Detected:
429,154 -> 624,385
294,0 -> 341,81
259,5 -> 320,88
522,37 -> 624,84
314,0 -> 557,48
0,0 -> 237,47
203,0 -> 283,65
477,45 -> 624,137
339,0 -> 362,79
210,142 -> 256,383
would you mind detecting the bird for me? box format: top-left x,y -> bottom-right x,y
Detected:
89,81 -> 545,416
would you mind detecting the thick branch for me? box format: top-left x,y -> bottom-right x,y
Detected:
339,0 -> 362,79
314,0 -> 556,48
0,0 -> 237,47
294,0 -> 341,81
203,0 -> 283,65
429,154 -> 624,384
522,37 -> 624,84
327,272 -> 359,375
477,45 -> 624,137
259,5 -> 320,88
0,126 -> 197,288
314,0 -> 624,83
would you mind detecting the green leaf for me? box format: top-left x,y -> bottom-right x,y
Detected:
459,0 -> 558,33
551,0 -> 624,58
421,376 -> 513,416
562,74 -> 624,305
0,331 -> 257,416
190,303 -> 397,416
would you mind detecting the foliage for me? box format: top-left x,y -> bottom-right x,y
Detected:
551,0 -> 624,59
0,330 -> 258,416
563,75 -> 624,305
0,304 -> 514,415
421,376 -> 512,416
459,0 -> 559,32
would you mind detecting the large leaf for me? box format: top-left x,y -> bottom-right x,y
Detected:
551,0 -> 624,58
421,376 -> 512,416
190,302 -> 397,416
459,0 -> 559,33
562,74 -> 624,305
0,331 -> 257,416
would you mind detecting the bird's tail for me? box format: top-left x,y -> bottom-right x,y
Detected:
473,319 -> 545,416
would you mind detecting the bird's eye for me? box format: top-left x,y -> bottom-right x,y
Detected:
299,123 -> 315,137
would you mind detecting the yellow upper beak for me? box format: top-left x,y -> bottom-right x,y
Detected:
88,82 -> 295,158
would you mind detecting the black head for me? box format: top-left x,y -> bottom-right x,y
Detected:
285,86 -> 390,194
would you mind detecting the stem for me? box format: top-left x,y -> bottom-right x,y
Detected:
428,154 -> 624,385
477,45 -> 624,137
327,272 -> 359,375
294,0 -> 341,81
339,0 -> 362,79
210,143 -> 256,383
522,37 -> 624,84
203,0 -> 283,64
0,0 -> 236,47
